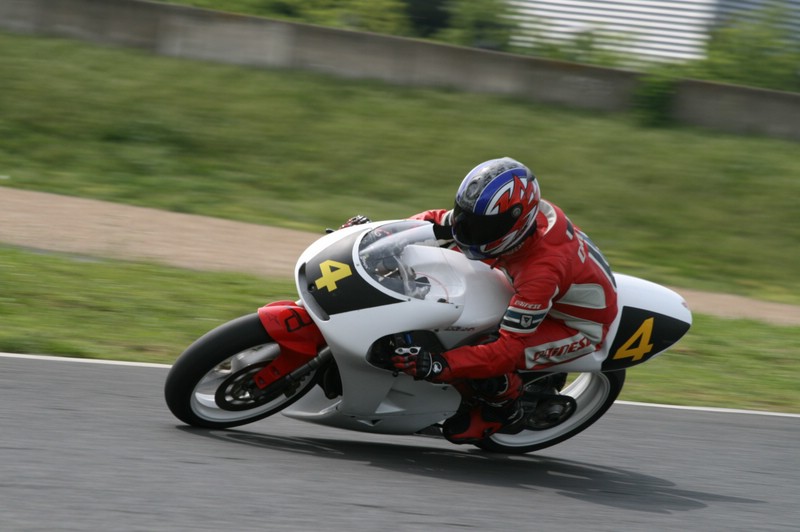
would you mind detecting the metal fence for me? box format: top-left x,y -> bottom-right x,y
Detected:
508,0 -> 800,63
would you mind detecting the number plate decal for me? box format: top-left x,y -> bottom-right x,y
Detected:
603,307 -> 691,370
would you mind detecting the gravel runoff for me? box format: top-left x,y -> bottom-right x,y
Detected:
2,186 -> 799,326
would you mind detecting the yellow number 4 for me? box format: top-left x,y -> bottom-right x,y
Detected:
613,317 -> 655,362
314,260 -> 353,292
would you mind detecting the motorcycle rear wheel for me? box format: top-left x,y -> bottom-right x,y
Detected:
164,313 -> 323,429
476,370 -> 625,454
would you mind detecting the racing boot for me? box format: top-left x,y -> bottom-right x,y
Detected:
442,373 -> 524,444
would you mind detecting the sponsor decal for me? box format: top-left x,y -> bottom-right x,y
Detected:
529,337 -> 593,364
514,300 -> 543,310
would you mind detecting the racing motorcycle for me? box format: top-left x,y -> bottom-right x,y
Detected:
164,220 -> 692,454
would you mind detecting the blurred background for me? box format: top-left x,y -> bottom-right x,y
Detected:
0,0 -> 798,411
160,0 -> 800,76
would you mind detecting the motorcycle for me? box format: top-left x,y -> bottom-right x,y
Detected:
164,220 -> 692,454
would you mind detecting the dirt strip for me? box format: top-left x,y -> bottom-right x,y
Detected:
3,186 -> 799,326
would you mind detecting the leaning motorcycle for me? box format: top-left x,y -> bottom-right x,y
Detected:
164,220 -> 692,454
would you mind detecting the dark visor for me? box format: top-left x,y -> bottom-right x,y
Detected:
452,204 -> 520,246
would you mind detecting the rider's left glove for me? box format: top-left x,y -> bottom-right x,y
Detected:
432,223 -> 453,241
391,346 -> 449,381
340,215 -> 371,229
432,223 -> 455,248
325,214 -> 371,234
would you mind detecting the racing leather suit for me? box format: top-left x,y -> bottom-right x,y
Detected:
412,199 -> 618,380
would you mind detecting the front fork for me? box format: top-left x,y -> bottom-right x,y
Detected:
253,301 -> 329,393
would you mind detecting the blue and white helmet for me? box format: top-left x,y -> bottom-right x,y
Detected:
451,157 -> 541,260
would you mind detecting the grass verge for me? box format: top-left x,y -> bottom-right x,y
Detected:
2,245 -> 797,413
1,32 -> 799,304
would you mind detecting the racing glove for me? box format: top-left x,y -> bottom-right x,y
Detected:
391,346 -> 449,381
429,210 -> 454,247
340,215 -> 371,229
432,222 -> 453,242
326,215 -> 371,234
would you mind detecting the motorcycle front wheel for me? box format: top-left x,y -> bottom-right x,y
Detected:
164,313 -> 323,429
476,370 -> 625,454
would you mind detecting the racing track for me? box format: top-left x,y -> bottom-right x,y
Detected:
1,353 -> 797,531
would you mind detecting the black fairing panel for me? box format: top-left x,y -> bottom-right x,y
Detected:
602,307 -> 691,371
303,232 -> 401,316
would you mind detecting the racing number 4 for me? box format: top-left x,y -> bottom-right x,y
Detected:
314,260 -> 353,292
613,317 -> 655,362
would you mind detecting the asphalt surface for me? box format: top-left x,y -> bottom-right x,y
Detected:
1,354 -> 797,531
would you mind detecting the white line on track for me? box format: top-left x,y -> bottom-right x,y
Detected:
615,401 -> 800,418
1,351 -> 170,369
3,352 -> 799,419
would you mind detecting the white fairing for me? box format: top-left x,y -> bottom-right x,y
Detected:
552,273 -> 692,373
283,221 -> 691,434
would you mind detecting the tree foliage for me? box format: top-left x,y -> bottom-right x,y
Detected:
299,0 -> 411,35
692,2 -> 800,92
403,0 -> 450,38
434,0 -> 515,51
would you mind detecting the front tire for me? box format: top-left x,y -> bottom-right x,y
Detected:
164,313 -> 323,429
476,370 -> 625,454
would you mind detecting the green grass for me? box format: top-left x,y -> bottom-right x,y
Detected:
1,245 -> 797,413
0,32 -> 799,412
619,314 -> 800,412
0,246 -> 294,364
1,33 -> 799,305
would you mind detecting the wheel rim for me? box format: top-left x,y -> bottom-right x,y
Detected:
488,372 -> 613,449
189,343 -> 316,423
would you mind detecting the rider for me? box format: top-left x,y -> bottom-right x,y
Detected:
344,157 -> 618,444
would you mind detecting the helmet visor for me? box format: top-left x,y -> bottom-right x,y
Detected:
452,203 -> 520,247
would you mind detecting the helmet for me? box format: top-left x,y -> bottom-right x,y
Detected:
451,157 -> 541,260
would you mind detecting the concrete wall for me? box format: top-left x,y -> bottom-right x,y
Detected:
674,80 -> 800,140
1,0 -> 799,140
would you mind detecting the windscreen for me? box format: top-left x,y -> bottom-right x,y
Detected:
357,221 -> 463,302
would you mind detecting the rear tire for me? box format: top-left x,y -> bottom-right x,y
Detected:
164,313 -> 323,429
476,370 -> 625,454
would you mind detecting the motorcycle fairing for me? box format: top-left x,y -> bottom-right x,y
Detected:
253,302 -> 325,389
283,225 -> 691,434
601,306 -> 692,371
301,231 -> 403,317
546,273 -> 691,374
